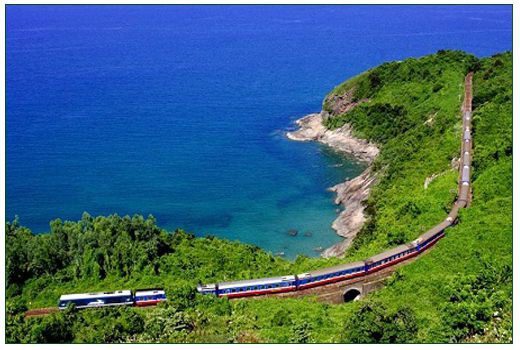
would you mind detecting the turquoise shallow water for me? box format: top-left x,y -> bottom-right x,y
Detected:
6,5 -> 512,258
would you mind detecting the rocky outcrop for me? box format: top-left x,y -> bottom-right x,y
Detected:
286,111 -> 379,258
322,167 -> 377,257
287,113 -> 379,163
323,88 -> 368,116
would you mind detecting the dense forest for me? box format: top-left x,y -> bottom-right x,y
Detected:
6,50 -> 512,343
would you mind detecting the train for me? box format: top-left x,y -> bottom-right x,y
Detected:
197,74 -> 473,299
54,82 -> 473,306
58,289 -> 167,310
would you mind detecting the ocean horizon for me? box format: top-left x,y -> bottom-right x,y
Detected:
6,5 -> 512,259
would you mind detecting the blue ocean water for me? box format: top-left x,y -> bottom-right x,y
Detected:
6,5 -> 512,258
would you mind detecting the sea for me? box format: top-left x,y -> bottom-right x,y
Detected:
6,5 -> 512,259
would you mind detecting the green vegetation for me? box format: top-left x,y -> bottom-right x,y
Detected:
6,51 -> 512,343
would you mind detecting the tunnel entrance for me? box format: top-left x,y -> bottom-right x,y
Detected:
343,289 -> 361,303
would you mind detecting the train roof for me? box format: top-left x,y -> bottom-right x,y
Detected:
299,260 -> 364,278
135,290 -> 165,297
198,283 -> 217,290
218,275 -> 296,289
365,243 -> 414,263
446,206 -> 460,222
60,290 -> 132,301
416,221 -> 450,242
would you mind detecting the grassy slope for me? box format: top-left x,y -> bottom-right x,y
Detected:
329,51 -> 512,342
6,51 -> 512,343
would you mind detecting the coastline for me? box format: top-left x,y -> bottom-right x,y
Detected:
286,112 -> 379,258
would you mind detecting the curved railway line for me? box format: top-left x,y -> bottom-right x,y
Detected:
26,73 -> 473,316
196,72 -> 474,300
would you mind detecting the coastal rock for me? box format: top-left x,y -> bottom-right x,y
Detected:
287,112 -> 380,258
287,229 -> 298,237
321,237 -> 354,258
287,113 -> 379,163
321,167 -> 377,257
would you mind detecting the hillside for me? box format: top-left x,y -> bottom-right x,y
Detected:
6,50 -> 512,343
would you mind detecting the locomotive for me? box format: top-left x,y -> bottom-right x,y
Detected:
58,289 -> 167,310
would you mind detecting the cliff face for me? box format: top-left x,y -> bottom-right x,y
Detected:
287,88 -> 379,258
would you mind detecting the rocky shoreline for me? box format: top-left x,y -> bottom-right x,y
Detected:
286,112 -> 379,258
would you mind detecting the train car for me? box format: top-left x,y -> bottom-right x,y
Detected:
58,290 -> 133,310
463,140 -> 472,154
446,205 -> 460,223
296,261 -> 365,290
197,283 -> 218,296
464,111 -> 471,122
457,182 -> 471,205
462,151 -> 471,166
414,221 -> 450,252
461,165 -> 471,183
214,275 -> 297,298
134,289 -> 167,307
463,128 -> 471,141
364,243 -> 418,273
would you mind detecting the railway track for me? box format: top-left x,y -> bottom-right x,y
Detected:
197,72 -> 474,300
25,73 -> 474,316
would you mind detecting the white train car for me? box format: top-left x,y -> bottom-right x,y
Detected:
58,290 -> 133,310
